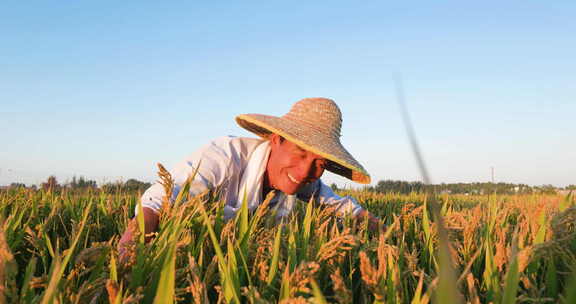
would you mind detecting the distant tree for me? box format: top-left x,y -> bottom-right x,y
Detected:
536,184 -> 557,194
9,182 -> 26,188
124,179 -> 152,192
42,175 -> 60,191
68,176 -> 97,189
566,185 -> 576,190
370,180 -> 536,195
330,183 -> 339,191
79,176 -> 97,189
69,176 -> 77,188
374,180 -> 425,194
101,181 -> 124,193
101,179 -> 151,193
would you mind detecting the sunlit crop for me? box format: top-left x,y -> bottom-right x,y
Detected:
1,173 -> 575,303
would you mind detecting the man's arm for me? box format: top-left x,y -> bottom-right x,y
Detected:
117,207 -> 159,262
137,136 -> 242,216
117,136 -> 245,261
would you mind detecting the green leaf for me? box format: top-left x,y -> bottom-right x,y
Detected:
267,225 -> 283,285
40,257 -> 62,304
109,251 -> 118,283
173,160 -> 201,209
238,190 -> 249,256
564,271 -> 576,304
534,212 -> 547,245
279,257 -> 291,301
153,241 -> 176,304
483,236 -> 499,301
287,222 -> 297,271
559,193 -> 571,212
501,233 -> 520,304
545,258 -> 558,299
199,205 -> 240,303
310,279 -> 328,304
422,198 -> 431,243
136,199 -> 145,244
410,272 -> 425,304
44,233 -> 55,259
226,238 -> 241,299
19,257 -> 37,301
236,242 -> 253,287
301,197 -> 314,260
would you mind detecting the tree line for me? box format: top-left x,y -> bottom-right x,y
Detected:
332,180 -> 575,195
6,175 -> 152,193
7,176 -> 575,195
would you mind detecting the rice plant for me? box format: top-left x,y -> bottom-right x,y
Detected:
0,180 -> 575,303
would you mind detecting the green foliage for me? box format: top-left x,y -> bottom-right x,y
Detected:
101,178 -> 152,193
67,176 -> 97,190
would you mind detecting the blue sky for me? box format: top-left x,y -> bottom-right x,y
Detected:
1,1 -> 575,187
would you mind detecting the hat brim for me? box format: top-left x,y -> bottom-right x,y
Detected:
236,113 -> 371,184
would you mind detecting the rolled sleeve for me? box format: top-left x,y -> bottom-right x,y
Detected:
135,137 -> 234,215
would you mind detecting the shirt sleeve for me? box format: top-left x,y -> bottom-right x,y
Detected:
137,137 -> 233,215
297,179 -> 365,216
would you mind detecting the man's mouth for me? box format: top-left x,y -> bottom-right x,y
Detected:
287,173 -> 301,184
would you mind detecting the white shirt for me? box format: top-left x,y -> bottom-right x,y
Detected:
139,136 -> 364,220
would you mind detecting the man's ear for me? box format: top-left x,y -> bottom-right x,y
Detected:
269,133 -> 281,146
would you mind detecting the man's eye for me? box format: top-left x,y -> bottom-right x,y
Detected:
293,149 -> 306,157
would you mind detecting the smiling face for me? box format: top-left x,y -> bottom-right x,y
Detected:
264,133 -> 327,195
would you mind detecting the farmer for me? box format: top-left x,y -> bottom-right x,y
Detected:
118,97 -> 381,252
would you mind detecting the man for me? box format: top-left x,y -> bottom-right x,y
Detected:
118,97 -> 381,251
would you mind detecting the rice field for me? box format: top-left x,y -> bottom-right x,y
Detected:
1,176 -> 575,303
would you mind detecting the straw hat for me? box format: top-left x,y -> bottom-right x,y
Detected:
235,97 -> 370,184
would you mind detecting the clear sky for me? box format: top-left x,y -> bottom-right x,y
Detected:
1,1 -> 575,188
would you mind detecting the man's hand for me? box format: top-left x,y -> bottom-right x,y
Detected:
117,207 -> 160,264
356,209 -> 385,233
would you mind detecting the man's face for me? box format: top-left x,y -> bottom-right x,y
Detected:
265,134 -> 327,195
